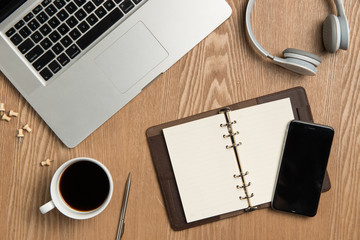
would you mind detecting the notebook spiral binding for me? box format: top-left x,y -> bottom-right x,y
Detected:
219,107 -> 258,212
226,142 -> 242,149
240,193 -> 254,200
223,131 -> 239,138
220,121 -> 237,127
233,171 -> 249,178
237,182 -> 251,189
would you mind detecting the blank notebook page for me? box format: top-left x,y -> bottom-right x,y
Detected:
163,98 -> 294,223
231,98 -> 294,207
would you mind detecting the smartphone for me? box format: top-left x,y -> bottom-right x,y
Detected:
272,120 -> 334,217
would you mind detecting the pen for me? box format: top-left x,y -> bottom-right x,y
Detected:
116,172 -> 132,240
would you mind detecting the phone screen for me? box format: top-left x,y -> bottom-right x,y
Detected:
272,120 -> 334,217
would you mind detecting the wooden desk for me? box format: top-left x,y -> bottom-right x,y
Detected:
1,0 -> 359,239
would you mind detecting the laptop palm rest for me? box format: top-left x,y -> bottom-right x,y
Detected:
95,22 -> 168,94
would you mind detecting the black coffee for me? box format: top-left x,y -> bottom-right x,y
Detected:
59,161 -> 110,212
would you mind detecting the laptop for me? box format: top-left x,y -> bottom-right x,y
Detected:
0,0 -> 231,148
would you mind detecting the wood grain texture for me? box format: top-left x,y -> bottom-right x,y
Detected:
1,0 -> 359,239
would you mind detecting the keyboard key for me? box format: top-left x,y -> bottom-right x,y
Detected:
28,19 -> 40,31
33,5 -> 43,15
57,23 -> 70,35
86,14 -> 98,26
78,21 -> 89,33
48,60 -> 62,73
74,0 -> 86,7
19,26 -> 32,38
10,33 -> 23,46
65,44 -> 80,59
57,53 -> 70,66
25,46 -> 44,62
31,31 -> 43,43
60,36 -> 73,48
37,11 -> 49,24
41,0 -> 52,7
95,6 -> 107,18
45,4 -> 58,17
133,0 -> 142,4
84,2 -> 96,13
24,12 -> 34,22
33,50 -> 55,71
92,0 -> 104,6
40,67 -> 53,80
54,0 -> 67,9
40,38 -> 53,50
39,24 -> 52,36
75,8 -> 87,21
48,16 -> 61,28
18,39 -> 35,54
57,9 -> 69,21
65,2 -> 78,14
69,28 -> 81,40
66,16 -> 78,28
104,0 -> 116,11
119,0 -> 134,13
75,9 -> 87,21
52,43 -> 64,54
49,30 -> 61,42
6,28 -> 16,37
77,8 -> 123,50
15,20 -> 25,29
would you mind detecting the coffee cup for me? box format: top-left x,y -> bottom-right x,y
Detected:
40,157 -> 113,219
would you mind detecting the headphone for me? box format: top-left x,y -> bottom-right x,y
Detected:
245,0 -> 350,76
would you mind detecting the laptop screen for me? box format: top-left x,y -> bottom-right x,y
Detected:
0,0 -> 27,23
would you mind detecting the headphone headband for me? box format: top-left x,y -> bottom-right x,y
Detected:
245,0 -> 273,59
334,0 -> 346,17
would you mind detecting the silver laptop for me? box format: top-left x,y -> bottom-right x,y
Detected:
0,0 -> 231,147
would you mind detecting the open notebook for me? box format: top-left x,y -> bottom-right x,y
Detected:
162,98 -> 294,223
146,87 -> 331,230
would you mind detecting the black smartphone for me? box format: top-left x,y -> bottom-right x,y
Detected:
272,120 -> 334,217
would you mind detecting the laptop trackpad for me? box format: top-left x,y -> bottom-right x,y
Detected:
95,22 -> 168,93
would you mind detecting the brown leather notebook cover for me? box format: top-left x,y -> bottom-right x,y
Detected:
146,87 -> 331,231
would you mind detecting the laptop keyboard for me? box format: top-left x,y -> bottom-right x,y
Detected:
5,0 -> 143,81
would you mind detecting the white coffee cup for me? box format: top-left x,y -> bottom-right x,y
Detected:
40,157 -> 113,219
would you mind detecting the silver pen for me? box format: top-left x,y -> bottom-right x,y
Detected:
116,172 -> 132,240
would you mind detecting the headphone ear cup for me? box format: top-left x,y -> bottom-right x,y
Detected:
273,57 -> 318,76
271,48 -> 322,76
322,14 -> 341,53
282,48 -> 322,66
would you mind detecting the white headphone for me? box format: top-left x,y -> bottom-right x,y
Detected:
245,0 -> 350,76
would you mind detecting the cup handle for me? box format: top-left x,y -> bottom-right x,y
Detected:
40,200 -> 55,214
